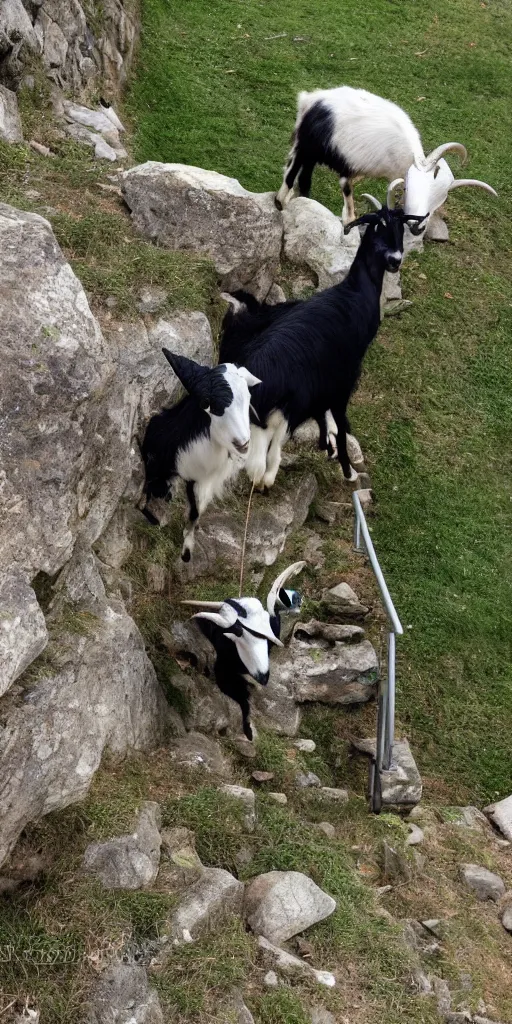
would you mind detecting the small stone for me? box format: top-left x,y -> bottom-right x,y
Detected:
411,968 -> 433,995
171,732 -> 231,776
411,849 -> 426,871
258,935 -> 335,987
137,285 -> 168,314
105,295 -> 118,309
160,827 -> 203,887
421,918 -> 443,937
322,582 -> 368,619
460,864 -> 505,902
382,842 -> 412,883
268,792 -> 287,805
319,787 -> 349,803
426,212 -> 450,241
433,976 -> 452,1015
346,434 -> 365,468
235,846 -> 254,868
83,802 -> 162,890
500,905 -> 512,933
317,822 -> 336,839
406,824 -> 425,846
295,771 -> 322,789
85,963 -> 163,1024
264,971 -> 278,987
0,85 -> 23,143
496,839 -> 510,849
252,771 -> 274,784
220,785 -> 256,831
29,140 -> 52,157
407,805 -> 425,821
233,736 -> 258,759
226,991 -> 255,1024
357,488 -> 372,508
484,794 -> 512,841
294,739 -> 316,753
266,283 -> 287,305
165,867 -> 244,944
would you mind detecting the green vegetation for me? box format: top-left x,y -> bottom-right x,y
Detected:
127,0 -> 512,803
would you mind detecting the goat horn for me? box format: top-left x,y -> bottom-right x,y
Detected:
267,561 -> 306,616
386,178 -> 404,209
424,142 -> 467,171
361,193 -> 382,211
181,600 -> 224,610
449,178 -> 497,196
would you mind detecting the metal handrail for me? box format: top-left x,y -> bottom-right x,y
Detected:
352,491 -> 403,812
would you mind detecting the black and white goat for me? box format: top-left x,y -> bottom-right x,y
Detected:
141,350 -> 261,561
221,290 -> 339,459
182,561 -> 305,740
219,185 -> 421,490
276,85 -> 496,232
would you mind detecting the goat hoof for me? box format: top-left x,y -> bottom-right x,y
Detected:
274,195 -> 283,211
181,549 -> 191,563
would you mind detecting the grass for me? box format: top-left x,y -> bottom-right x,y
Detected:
126,0 -> 512,804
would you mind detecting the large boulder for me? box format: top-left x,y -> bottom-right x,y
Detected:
460,864 -> 505,902
0,557 -> 169,868
121,163 -> 283,299
272,631 -> 379,706
0,569 -> 48,697
282,197 -> 359,288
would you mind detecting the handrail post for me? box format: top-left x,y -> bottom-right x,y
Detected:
384,630 -> 396,770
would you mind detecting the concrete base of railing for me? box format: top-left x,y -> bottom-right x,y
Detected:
351,736 -> 422,813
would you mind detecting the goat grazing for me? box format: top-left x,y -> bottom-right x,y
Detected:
141,350 -> 261,561
275,85 -> 496,232
221,290 -> 339,459
182,561 -> 305,740
219,185 -> 422,491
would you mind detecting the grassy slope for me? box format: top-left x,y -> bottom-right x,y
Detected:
127,0 -> 512,803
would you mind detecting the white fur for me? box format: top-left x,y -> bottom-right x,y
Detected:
278,86 -> 485,226
194,596 -> 281,682
245,410 -> 289,487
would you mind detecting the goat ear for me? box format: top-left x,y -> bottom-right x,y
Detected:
162,350 -> 212,408
237,366 -> 262,388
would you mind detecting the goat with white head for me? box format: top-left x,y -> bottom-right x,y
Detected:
141,350 -> 261,561
275,86 -> 496,233
183,561 -> 305,740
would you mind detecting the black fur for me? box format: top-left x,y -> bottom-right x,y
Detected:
286,100 -> 355,197
142,394 -> 210,505
219,207 -> 408,480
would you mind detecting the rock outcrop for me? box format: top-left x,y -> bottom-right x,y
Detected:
282,196 -> 360,288
122,163 -> 283,299
0,0 -> 139,101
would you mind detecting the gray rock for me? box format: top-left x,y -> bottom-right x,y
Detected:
0,570 -> 48,696
268,792 -> 287,805
293,620 -> 365,645
122,163 -> 283,299
282,197 -> 359,288
310,1009 -> 336,1024
165,867 -> 244,944
252,672 -> 302,737
433,975 -> 452,1015
354,738 -> 423,809
85,962 -> 164,1024
274,633 -> 378,706
257,935 -> 335,987
170,732 -> 231,777
406,824 -> 425,846
317,822 -> 336,839
460,864 -> 505,902
446,806 -> 490,831
252,771 -> 274,784
319,787 -> 349,803
266,284 -> 287,305
220,785 -> 256,831
356,487 -> 372,508
160,827 -> 203,888
295,771 -> 322,789
263,970 -> 279,987
322,582 -> 368,619
225,991 -> 255,1024
410,968 -> 433,995
245,870 -> 336,944
382,842 -> 412,883
83,802 -> 162,890
294,738 -> 316,753
0,85 -> 23,143
500,904 -> 512,933
164,665 -> 242,738
0,583 -> 168,868
181,473 -> 317,578
137,285 -> 168,314
426,212 -> 450,241
484,795 -> 512,841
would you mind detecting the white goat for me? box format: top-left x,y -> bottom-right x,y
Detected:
276,86 -> 496,233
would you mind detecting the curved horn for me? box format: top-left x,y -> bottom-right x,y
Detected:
448,178 -> 497,197
361,193 -> 382,211
386,178 -> 404,209
267,561 -> 306,616
181,600 -> 224,609
424,142 -> 467,171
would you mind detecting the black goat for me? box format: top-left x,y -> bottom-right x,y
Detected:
182,562 -> 305,740
219,190 -> 423,490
